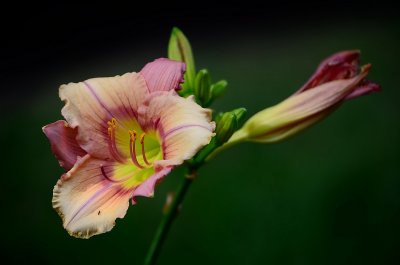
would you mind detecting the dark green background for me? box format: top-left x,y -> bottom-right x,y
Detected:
2,2 -> 399,264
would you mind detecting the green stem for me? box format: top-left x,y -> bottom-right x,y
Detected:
205,131 -> 246,161
143,134 -> 239,264
143,169 -> 196,265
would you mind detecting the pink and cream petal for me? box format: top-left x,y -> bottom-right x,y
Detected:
295,50 -> 360,94
275,65 -> 372,122
344,80 -> 381,100
53,155 -> 133,238
140,58 -> 186,92
48,58 -> 220,239
251,111 -> 329,143
42,120 -> 86,171
138,92 -> 215,167
60,72 -> 148,159
132,167 -> 173,203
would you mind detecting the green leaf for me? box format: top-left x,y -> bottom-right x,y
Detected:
168,27 -> 196,96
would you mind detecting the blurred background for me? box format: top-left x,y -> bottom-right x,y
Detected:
1,1 -> 399,264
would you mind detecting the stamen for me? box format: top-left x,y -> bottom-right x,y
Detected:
129,130 -> 145,169
107,118 -> 117,127
140,133 -> 152,166
107,118 -> 124,162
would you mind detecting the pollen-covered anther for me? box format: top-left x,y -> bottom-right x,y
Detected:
107,117 -> 117,128
140,133 -> 152,166
129,130 -> 145,169
107,117 -> 124,162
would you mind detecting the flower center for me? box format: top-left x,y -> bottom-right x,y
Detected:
101,117 -> 163,188
106,117 -> 162,164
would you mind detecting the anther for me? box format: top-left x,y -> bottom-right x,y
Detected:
107,118 -> 117,128
129,130 -> 137,138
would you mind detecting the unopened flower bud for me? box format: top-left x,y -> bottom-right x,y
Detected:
231,108 -> 247,127
215,112 -> 238,145
227,50 -> 380,145
194,69 -> 211,106
209,80 -> 228,102
168,27 -> 196,96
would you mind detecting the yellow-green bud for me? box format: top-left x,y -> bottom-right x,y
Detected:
231,108 -> 247,127
194,69 -> 211,106
209,80 -> 228,102
168,27 -> 196,96
215,112 -> 238,145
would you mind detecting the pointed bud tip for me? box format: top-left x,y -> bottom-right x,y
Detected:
199,69 -> 209,75
168,26 -> 196,92
171,27 -> 182,38
209,80 -> 228,103
361,63 -> 372,72
215,112 -> 238,145
325,50 -> 360,67
367,82 -> 381,93
232,108 -> 247,123
194,69 -> 212,105
214,108 -> 248,145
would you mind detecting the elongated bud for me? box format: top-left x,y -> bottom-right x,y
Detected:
194,69 -> 211,106
227,51 -> 380,146
215,112 -> 223,124
215,112 -> 238,145
168,27 -> 196,96
231,108 -> 247,127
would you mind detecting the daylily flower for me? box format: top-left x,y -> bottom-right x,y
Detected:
43,58 -> 215,238
227,50 -> 380,144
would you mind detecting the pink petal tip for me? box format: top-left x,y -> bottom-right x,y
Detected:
140,58 -> 186,93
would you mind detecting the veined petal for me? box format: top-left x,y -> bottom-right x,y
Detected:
42,120 -> 86,171
249,110 -> 328,143
140,58 -> 186,92
132,167 -> 172,202
60,73 -> 148,159
295,50 -> 360,94
345,80 -> 381,100
138,92 -> 215,167
53,155 -> 132,239
53,154 -> 174,238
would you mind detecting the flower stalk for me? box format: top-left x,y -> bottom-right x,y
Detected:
144,168 -> 196,265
